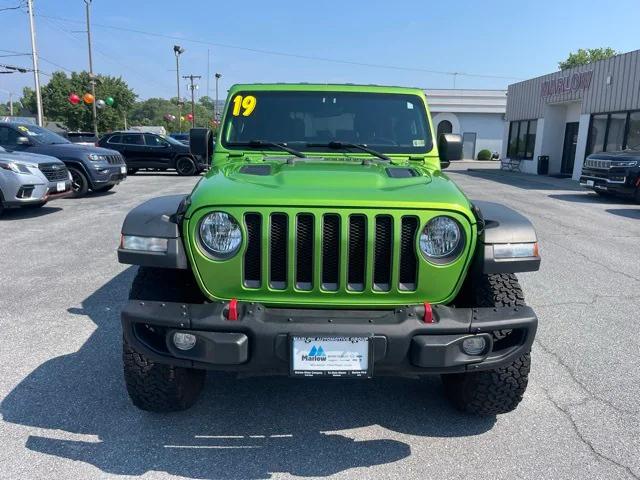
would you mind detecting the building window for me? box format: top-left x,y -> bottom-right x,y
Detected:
437,120 -> 452,138
587,110 -> 640,155
627,112 -> 640,149
507,119 -> 537,159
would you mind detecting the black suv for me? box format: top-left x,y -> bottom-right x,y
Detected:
98,131 -> 204,176
0,122 -> 126,197
580,148 -> 640,202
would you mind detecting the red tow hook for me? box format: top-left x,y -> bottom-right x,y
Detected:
423,302 -> 434,323
227,298 -> 239,321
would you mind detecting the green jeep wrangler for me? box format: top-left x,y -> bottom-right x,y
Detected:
118,84 -> 540,415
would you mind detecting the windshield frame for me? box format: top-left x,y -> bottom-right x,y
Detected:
14,124 -> 71,145
221,90 -> 433,155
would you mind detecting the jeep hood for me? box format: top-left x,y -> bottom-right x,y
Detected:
188,158 -> 472,215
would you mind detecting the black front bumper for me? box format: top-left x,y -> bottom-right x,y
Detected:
122,301 -> 537,376
580,168 -> 639,196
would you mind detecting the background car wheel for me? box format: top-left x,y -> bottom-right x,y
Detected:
635,187 -> 640,204
68,167 -> 89,197
123,267 -> 206,412
175,156 -> 196,176
442,273 -> 531,415
93,184 -> 115,193
127,168 -> 138,175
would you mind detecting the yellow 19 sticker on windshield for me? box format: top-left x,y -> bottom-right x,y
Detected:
232,95 -> 257,116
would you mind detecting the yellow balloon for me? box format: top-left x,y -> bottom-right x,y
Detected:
180,116 -> 185,121
83,93 -> 95,104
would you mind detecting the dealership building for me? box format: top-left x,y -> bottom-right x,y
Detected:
502,49 -> 640,179
426,89 -> 507,159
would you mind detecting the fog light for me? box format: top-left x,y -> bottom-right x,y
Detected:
173,332 -> 197,351
462,336 -> 487,355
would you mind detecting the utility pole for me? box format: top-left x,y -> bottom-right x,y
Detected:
9,92 -> 13,116
173,45 -> 185,132
206,49 -> 210,99
84,0 -> 98,136
214,73 -> 221,122
183,74 -> 201,128
26,0 -> 43,126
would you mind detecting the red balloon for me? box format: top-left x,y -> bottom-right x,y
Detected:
68,93 -> 80,105
186,113 -> 193,121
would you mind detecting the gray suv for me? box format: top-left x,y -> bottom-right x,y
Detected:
0,146 -> 72,215
0,122 -> 126,197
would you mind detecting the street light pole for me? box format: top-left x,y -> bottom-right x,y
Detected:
173,45 -> 185,132
214,73 -> 221,122
84,0 -> 98,136
26,0 -> 43,126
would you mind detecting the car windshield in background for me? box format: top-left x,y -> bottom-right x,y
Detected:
161,135 -> 184,146
67,132 -> 97,143
222,91 -> 432,154
16,124 -> 70,145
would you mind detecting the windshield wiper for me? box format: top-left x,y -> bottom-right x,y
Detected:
306,141 -> 390,161
227,140 -> 306,158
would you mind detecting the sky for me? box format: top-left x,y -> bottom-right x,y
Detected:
1,0 -> 639,105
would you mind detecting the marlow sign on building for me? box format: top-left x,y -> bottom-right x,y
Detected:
540,70 -> 593,97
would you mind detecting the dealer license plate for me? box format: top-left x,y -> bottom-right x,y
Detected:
56,182 -> 66,192
120,165 -> 127,174
291,336 -> 371,378
586,180 -> 594,187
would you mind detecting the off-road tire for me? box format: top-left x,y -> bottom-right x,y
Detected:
175,156 -> 196,176
69,167 -> 89,197
123,338 -> 205,412
442,273 -> 531,415
123,267 -> 206,412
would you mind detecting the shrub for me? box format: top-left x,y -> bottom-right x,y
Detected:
477,149 -> 493,161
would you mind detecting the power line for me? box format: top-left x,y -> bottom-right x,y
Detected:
36,13 -> 522,81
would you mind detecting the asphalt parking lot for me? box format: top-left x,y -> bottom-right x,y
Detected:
1,164 -> 639,480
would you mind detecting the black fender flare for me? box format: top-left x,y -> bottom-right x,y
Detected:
118,195 -> 190,269
472,200 -> 541,274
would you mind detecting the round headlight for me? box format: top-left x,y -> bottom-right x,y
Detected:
198,212 -> 242,258
419,216 -> 463,262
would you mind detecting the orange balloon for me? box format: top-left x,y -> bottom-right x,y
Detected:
83,93 -> 95,104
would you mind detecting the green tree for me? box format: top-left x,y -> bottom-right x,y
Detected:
558,48 -> 618,70
21,70 -> 136,132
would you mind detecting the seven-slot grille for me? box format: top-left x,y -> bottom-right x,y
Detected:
106,154 -> 124,165
584,158 -> 611,169
38,163 -> 69,182
243,212 -> 419,293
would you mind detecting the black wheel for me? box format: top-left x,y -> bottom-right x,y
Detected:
123,267 -> 206,412
94,184 -> 115,193
175,156 -> 196,176
127,168 -> 138,175
69,167 -> 89,197
635,187 -> 640,204
442,273 -> 531,415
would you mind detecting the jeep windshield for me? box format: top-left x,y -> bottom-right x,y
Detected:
222,91 -> 432,155
15,124 -> 70,145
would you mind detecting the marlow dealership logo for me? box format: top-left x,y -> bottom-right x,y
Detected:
302,345 -> 327,361
541,70 -> 593,97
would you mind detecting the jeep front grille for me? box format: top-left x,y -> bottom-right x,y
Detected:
584,158 -> 611,169
242,211 -> 418,293
106,154 -> 123,165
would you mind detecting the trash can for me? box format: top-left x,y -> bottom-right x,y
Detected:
537,155 -> 549,175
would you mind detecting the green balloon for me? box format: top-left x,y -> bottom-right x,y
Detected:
105,96 -> 115,106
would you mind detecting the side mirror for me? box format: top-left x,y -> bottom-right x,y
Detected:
438,133 -> 463,169
189,128 -> 213,165
16,136 -> 31,146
